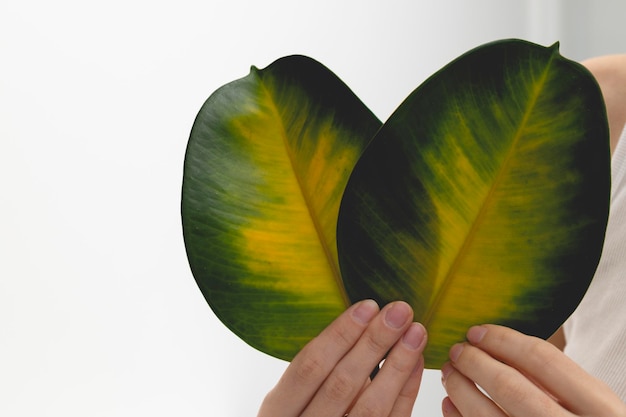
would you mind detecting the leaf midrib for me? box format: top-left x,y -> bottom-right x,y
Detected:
421,52 -> 558,327
256,71 -> 350,306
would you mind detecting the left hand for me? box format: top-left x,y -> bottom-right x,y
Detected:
441,324 -> 626,417
257,300 -> 426,417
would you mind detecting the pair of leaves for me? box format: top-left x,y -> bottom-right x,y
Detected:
181,39 -> 610,369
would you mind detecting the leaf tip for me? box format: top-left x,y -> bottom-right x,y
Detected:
549,41 -> 561,54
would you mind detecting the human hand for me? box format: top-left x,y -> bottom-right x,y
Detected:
441,324 -> 626,417
258,300 -> 427,417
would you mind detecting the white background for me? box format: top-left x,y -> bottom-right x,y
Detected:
2,1 -> 625,416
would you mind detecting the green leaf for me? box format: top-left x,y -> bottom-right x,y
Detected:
337,39 -> 610,368
181,55 -> 381,361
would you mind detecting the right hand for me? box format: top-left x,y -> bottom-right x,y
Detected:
441,324 -> 626,417
257,300 -> 427,417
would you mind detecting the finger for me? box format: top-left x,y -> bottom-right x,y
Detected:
301,301 -> 414,417
388,353 -> 425,417
466,324 -> 621,415
441,397 -> 462,417
349,323 -> 427,417
449,342 -> 566,417
441,362 -> 506,417
260,299 -> 379,416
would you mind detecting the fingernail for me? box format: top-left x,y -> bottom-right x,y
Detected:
441,362 -> 454,385
352,299 -> 379,324
467,325 -> 487,344
385,302 -> 412,329
449,343 -> 464,362
441,362 -> 454,388
442,396 -> 456,415
402,323 -> 426,349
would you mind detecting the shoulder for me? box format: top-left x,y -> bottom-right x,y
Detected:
581,54 -> 626,154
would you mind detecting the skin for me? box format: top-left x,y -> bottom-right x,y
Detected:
258,55 -> 626,417
442,54 -> 626,417
258,300 -> 427,417
441,325 -> 626,417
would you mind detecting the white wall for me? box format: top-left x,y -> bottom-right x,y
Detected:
1,1 -> 624,416
559,0 -> 626,61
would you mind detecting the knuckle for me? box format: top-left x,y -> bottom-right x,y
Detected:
488,324 -> 508,347
328,321 -> 357,351
383,353 -> 412,375
491,368 -> 528,405
258,387 -> 281,413
363,331 -> 392,356
525,335 -> 547,355
258,390 -> 273,410
294,352 -> 326,385
526,336 -> 555,365
323,369 -> 357,402
521,336 -> 563,376
354,399 -> 385,417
